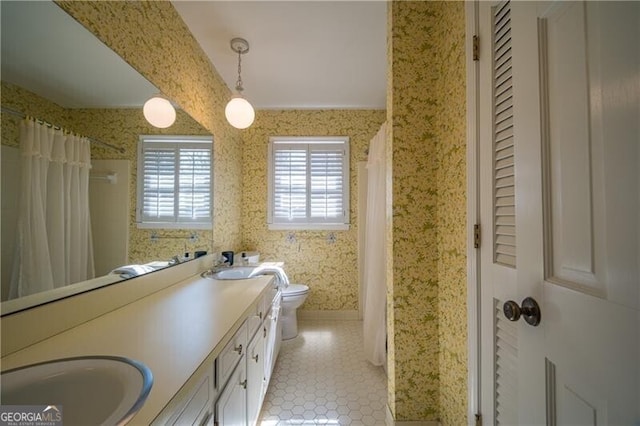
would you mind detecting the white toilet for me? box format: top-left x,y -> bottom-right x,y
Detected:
280,284 -> 309,340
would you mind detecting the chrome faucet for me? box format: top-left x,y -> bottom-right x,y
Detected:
211,256 -> 232,272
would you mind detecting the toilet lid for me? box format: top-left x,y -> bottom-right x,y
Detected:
282,284 -> 309,296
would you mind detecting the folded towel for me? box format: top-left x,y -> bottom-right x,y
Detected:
110,264 -> 155,279
249,265 -> 290,288
144,261 -> 170,270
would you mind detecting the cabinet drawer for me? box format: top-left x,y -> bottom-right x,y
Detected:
262,282 -> 280,316
172,373 -> 212,426
217,321 -> 247,389
246,300 -> 264,341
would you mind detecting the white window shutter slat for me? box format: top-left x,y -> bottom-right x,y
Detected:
269,138 -> 349,227
178,148 -> 212,221
310,148 -> 345,220
142,148 -> 176,220
273,148 -> 307,221
137,136 -> 212,228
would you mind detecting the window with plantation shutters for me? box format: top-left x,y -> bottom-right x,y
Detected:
268,137 -> 350,230
136,135 -> 213,229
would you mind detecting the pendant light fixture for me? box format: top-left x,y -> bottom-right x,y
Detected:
143,94 -> 176,128
225,38 -> 255,130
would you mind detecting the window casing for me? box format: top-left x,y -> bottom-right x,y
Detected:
268,137 -> 350,230
136,135 -> 213,229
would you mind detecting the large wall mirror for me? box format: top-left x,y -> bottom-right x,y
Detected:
1,1 -> 213,315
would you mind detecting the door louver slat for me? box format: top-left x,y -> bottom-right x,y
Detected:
495,298 -> 518,425
493,0 -> 516,268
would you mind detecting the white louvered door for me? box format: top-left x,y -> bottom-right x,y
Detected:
479,1 -> 520,423
479,1 -> 639,423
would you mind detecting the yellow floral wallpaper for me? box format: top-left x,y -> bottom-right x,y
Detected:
241,110 -> 386,311
389,0 -> 440,419
385,2 -> 397,415
57,0 -> 243,253
387,1 -> 467,424
3,1 -> 470,422
1,82 -> 211,266
433,4 -> 467,425
1,82 -> 69,148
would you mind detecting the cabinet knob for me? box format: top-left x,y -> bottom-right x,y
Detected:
240,379 -> 247,389
263,327 -> 267,338
234,344 -> 243,355
253,353 -> 259,363
259,311 -> 263,320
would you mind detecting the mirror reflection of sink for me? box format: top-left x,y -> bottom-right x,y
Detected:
202,266 -> 259,280
1,356 -> 153,426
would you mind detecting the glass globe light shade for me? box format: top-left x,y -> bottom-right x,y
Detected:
143,96 -> 176,129
225,96 -> 255,129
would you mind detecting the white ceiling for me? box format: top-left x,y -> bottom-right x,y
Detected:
1,1 -> 386,111
172,1 -> 387,110
0,1 -> 157,109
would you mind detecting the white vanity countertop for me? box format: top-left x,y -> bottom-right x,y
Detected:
0,273 -> 273,425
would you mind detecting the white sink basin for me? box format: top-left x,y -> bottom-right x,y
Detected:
1,356 -> 153,426
202,266 -> 259,280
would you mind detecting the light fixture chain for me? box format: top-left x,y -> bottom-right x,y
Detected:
236,49 -> 244,92
225,37 -> 254,129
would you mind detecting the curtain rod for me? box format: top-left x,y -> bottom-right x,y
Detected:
1,106 -> 125,154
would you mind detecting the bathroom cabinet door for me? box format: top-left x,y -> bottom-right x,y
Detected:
215,357 -> 247,426
247,329 -> 266,426
263,302 -> 281,387
262,319 -> 273,387
171,372 -> 214,426
153,356 -> 215,426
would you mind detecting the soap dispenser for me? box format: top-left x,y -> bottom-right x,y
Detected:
221,251 -> 234,266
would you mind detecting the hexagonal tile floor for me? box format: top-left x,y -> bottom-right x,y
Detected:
259,320 -> 387,425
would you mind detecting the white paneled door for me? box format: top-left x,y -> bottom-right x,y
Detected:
479,1 -> 639,424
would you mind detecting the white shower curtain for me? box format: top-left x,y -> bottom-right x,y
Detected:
363,122 -> 387,366
10,119 -> 95,299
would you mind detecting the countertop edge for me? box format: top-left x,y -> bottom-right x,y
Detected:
1,272 -> 275,425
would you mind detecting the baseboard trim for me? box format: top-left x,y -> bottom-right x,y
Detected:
298,310 -> 359,320
386,405 -> 440,426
